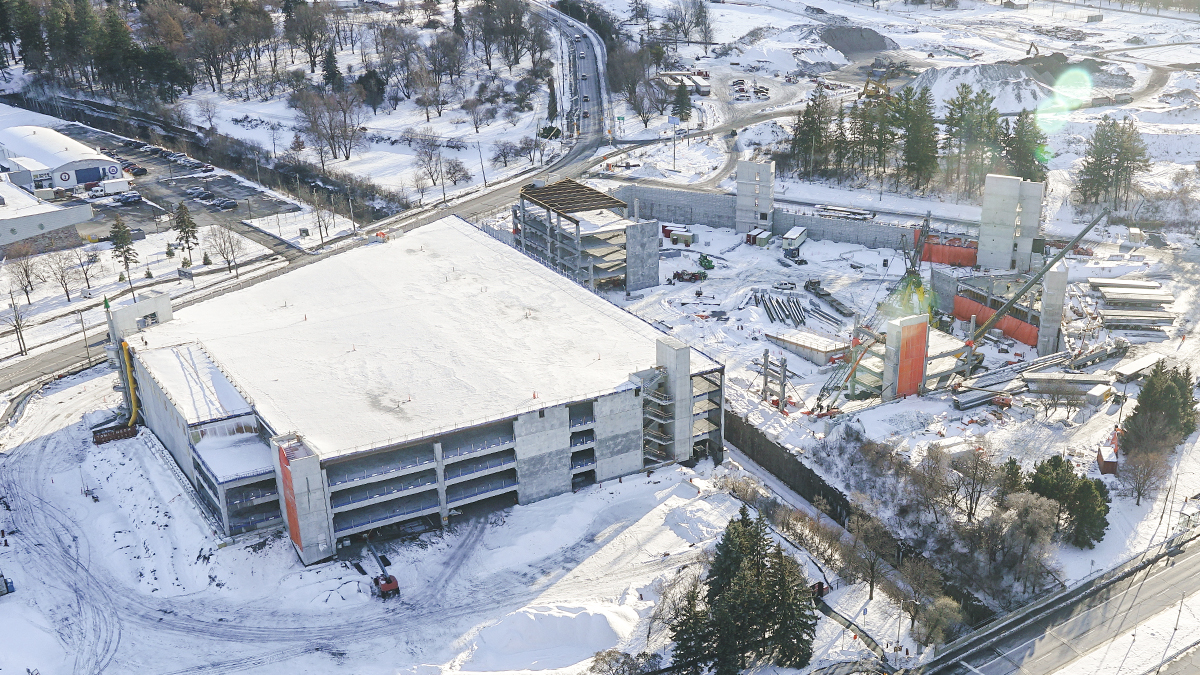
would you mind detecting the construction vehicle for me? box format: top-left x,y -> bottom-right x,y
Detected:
0,569 -> 14,596
1026,42 -> 1040,56
698,253 -> 715,270
858,74 -> 890,101
367,544 -> 399,600
673,270 -> 707,282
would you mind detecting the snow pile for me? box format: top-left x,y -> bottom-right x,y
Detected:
1159,70 -> 1200,104
908,64 -> 1056,114
466,604 -> 639,671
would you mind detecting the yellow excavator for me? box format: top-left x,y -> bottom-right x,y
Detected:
859,74 -> 890,101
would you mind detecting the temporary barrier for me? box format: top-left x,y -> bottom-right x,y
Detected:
923,243 -> 978,267
953,296 -> 1039,346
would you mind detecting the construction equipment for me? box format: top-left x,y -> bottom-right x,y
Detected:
0,569 -> 13,596
858,74 -> 890,101
1026,42 -> 1040,56
673,270 -> 707,282
698,253 -> 715,270
969,209 -> 1109,346
367,545 -> 399,600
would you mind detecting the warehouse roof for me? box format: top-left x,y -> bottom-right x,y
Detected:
0,175 -> 58,219
137,216 -> 716,460
0,125 -> 107,168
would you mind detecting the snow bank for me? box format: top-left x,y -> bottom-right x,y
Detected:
466,604 -> 639,671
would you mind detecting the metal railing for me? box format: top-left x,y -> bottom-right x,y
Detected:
571,457 -> 596,471
442,433 -> 516,460
227,487 -> 278,507
333,498 -> 439,533
570,433 -> 595,448
326,453 -> 436,487
444,454 -> 515,481
447,476 -> 518,504
229,511 -> 282,530
569,415 -> 596,428
330,474 -> 436,509
645,389 -> 673,405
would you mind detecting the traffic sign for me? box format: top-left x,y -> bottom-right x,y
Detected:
668,115 -> 680,125
178,268 -> 193,281
617,116 -> 624,121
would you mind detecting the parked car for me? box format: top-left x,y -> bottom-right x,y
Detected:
185,186 -> 205,196
217,198 -> 238,209
115,192 -> 142,205
121,140 -> 139,147
199,164 -> 215,173
121,161 -> 136,168
129,166 -> 148,176
195,191 -> 215,200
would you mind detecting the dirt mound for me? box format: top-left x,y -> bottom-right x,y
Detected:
819,26 -> 898,55
908,64 -> 1055,114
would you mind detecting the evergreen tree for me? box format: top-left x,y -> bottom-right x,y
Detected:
356,69 -> 386,112
1003,109 -> 1048,182
452,0 -> 465,37
789,89 -> 832,178
1123,363 -> 1199,454
322,45 -> 343,90
893,86 -> 938,190
1068,478 -> 1109,548
109,213 -> 138,291
1076,116 -> 1150,208
671,82 -> 692,122
706,505 -> 752,606
669,586 -> 710,675
996,457 -> 1026,503
764,544 -> 818,668
13,0 -> 45,72
1028,455 -> 1077,531
547,78 -> 558,122
173,202 -> 199,262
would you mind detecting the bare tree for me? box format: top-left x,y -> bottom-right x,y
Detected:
1118,451 -> 1169,506
205,226 -> 247,277
2,289 -> 28,355
196,98 -> 220,129
843,514 -> 891,600
914,446 -> 955,524
952,443 -> 997,522
5,242 -> 39,304
71,246 -> 100,289
43,250 -> 80,302
286,3 -> 330,73
414,132 -> 447,201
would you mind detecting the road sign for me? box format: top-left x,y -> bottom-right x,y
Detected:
668,115 -> 680,125
617,116 -> 624,121
178,268 -> 193,281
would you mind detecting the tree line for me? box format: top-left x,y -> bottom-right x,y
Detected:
783,84 -> 1047,197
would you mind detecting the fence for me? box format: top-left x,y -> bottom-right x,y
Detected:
92,425 -> 138,445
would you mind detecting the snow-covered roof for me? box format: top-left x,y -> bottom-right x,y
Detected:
574,208 -> 633,235
0,174 -> 58,219
0,125 -> 108,169
139,216 -> 718,460
136,343 -> 254,425
194,433 -> 274,483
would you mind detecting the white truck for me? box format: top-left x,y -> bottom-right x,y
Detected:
89,178 -> 130,198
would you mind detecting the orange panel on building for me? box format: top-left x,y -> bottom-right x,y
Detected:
278,445 -> 302,549
922,243 -> 978,267
896,321 -> 928,397
952,296 -> 1039,346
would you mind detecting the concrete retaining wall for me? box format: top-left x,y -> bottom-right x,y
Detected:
614,185 -> 735,229
772,211 -> 919,250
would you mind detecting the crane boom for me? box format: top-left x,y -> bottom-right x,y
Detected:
970,208 -> 1109,344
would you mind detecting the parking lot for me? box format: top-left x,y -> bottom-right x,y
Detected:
57,125 -> 303,258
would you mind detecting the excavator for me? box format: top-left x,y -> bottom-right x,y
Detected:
1026,42 -> 1040,56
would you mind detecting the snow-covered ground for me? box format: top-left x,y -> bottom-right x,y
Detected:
0,368 -> 905,673
244,209 -> 357,252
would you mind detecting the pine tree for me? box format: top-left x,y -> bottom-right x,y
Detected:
1123,363 -> 1199,454
13,0 -> 45,72
1028,455 -> 1078,531
789,89 -> 832,178
173,202 -> 198,263
894,86 -> 938,190
669,586 -> 711,675
356,69 -> 386,113
1003,109 -> 1048,182
452,0 -> 465,37
1068,478 -> 1109,548
110,213 -> 138,291
765,544 -> 818,668
671,82 -> 692,122
547,78 -> 558,122
322,45 -> 343,90
996,458 -> 1026,503
706,505 -> 751,605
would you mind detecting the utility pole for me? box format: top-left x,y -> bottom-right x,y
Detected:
477,141 -> 488,186
8,290 -> 26,356
78,311 -> 91,361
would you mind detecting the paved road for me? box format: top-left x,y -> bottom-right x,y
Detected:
925,533 -> 1199,675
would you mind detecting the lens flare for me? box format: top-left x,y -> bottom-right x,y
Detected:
1036,67 -> 1093,134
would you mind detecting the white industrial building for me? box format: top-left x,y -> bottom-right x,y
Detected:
0,173 -> 92,255
110,216 -> 725,564
735,160 -> 774,234
0,125 -> 121,189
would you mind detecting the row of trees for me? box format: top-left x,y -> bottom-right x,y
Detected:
1116,363 -> 1196,505
783,84 -> 1048,197
1076,115 -> 1152,209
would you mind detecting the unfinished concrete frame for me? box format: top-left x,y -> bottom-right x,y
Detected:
977,174 -> 1044,271
735,160 -> 774,234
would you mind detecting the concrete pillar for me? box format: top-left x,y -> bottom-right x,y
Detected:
881,314 -> 929,402
434,441 -> 448,525
271,434 -> 334,565
735,159 -> 774,234
1037,261 -> 1068,356
1014,180 -> 1045,273
656,337 -> 692,462
978,174 -> 1021,270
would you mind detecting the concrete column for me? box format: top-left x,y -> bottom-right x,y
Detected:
656,337 -> 692,461
1014,180 -> 1045,273
434,441 -> 448,525
978,174 -> 1021,270
271,434 -> 334,565
882,315 -> 929,402
1037,261 -> 1068,356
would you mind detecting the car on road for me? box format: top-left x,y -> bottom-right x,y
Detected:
582,111 -> 590,118
115,192 -> 142,205
580,73 -> 587,80
582,95 -> 590,102
129,166 -> 148,176
574,34 -> 581,41
579,51 -> 585,58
